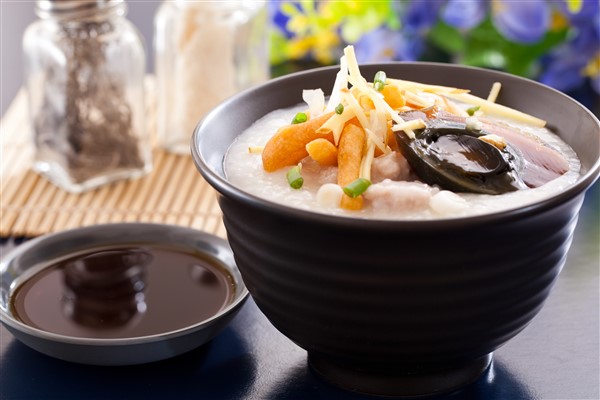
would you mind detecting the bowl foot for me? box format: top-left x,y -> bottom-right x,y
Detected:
308,352 -> 492,397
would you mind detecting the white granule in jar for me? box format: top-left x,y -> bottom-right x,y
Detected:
172,4 -> 237,139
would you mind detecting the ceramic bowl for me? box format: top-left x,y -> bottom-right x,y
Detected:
0,223 -> 248,366
191,63 -> 600,397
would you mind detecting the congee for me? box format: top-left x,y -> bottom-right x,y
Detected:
225,46 -> 580,219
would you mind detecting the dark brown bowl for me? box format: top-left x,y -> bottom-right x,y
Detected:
191,63 -> 600,397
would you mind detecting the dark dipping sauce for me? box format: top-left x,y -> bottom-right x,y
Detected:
10,246 -> 235,339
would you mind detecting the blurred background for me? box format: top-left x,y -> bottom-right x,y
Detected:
2,0 -> 599,116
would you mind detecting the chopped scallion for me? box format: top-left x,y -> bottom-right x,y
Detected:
467,105 -> 480,116
335,103 -> 344,115
373,71 -> 387,91
343,178 -> 372,198
287,165 -> 304,189
291,112 -> 308,124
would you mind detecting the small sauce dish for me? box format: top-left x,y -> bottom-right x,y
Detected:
0,223 -> 248,365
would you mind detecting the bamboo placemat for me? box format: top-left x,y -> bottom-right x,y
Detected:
0,81 -> 225,238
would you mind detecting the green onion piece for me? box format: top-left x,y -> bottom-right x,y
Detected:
343,178 -> 372,198
335,103 -> 344,115
286,165 -> 304,189
467,105 -> 480,116
373,71 -> 387,91
291,112 -> 308,124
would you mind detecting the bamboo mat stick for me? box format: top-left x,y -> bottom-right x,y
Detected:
22,181 -> 61,236
2,173 -> 40,234
137,151 -> 176,219
80,184 -> 112,227
129,151 -> 167,214
201,195 -> 219,233
62,188 -> 101,231
151,155 -> 187,222
181,170 -> 216,227
93,180 -> 129,225
1,173 -> 41,235
164,157 -> 200,225
1,145 -> 34,203
109,170 -> 147,223
11,177 -> 53,234
52,189 -> 89,232
36,186 -> 70,234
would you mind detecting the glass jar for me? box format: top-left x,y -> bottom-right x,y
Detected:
154,0 -> 269,154
23,0 -> 152,193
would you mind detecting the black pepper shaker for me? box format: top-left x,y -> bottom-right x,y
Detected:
23,0 -> 152,193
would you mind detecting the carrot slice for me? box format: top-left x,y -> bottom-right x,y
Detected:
337,123 -> 366,210
262,112 -> 334,172
306,138 -> 338,166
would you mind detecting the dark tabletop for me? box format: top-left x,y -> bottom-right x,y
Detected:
1,182 -> 598,400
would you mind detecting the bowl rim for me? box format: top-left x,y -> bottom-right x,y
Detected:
191,62 -> 600,229
0,222 -> 249,347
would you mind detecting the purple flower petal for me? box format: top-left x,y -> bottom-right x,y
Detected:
397,34 -> 427,61
354,27 -> 424,62
269,1 -> 297,39
400,0 -> 445,34
570,21 -> 600,56
354,27 -> 406,62
551,0 -> 599,24
441,0 -> 487,30
492,0 -> 550,43
539,50 -> 589,92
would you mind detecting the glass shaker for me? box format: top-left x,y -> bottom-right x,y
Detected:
23,0 -> 152,193
154,0 -> 270,154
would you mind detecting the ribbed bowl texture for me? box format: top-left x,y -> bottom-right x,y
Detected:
191,63 -> 600,396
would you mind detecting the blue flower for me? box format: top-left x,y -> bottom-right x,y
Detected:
441,0 -> 487,30
269,0 -> 295,39
540,49 -> 591,92
400,0 -> 445,35
441,0 -> 551,44
354,1 -> 444,62
354,27 -> 420,62
540,0 -> 600,94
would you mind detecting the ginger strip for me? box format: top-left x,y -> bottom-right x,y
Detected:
248,146 -> 264,154
487,82 -> 502,103
338,123 -> 366,210
404,90 -> 435,109
446,92 -> 546,127
262,112 -> 334,172
306,138 -> 338,166
317,108 -> 357,145
387,78 -> 469,95
360,140 -> 376,181
391,119 -> 426,132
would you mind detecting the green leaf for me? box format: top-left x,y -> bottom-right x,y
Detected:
427,21 -> 467,55
456,18 -> 568,78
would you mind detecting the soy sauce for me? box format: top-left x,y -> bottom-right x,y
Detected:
10,246 -> 235,339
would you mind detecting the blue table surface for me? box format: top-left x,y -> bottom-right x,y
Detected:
1,183 -> 598,400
